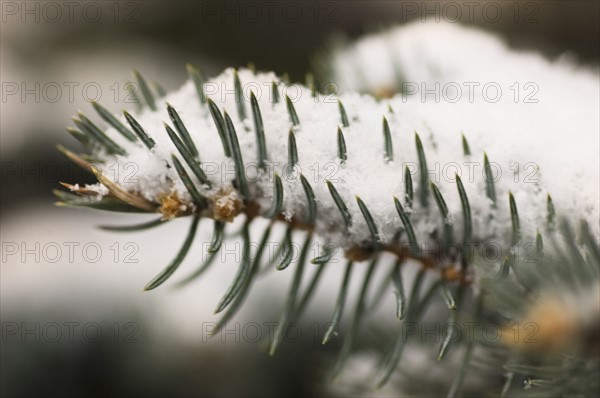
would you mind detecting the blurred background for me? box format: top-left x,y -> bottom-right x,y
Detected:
1,1 -> 599,397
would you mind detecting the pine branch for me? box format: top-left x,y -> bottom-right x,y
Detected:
55,66 -> 599,395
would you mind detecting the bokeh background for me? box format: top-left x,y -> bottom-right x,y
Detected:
1,1 -> 599,397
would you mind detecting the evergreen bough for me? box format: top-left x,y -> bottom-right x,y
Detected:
55,65 -> 599,397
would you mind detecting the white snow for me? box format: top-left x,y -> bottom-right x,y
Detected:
86,22 -> 599,254
326,21 -> 599,238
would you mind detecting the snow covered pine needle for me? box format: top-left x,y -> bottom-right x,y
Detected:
56,22 -> 599,396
